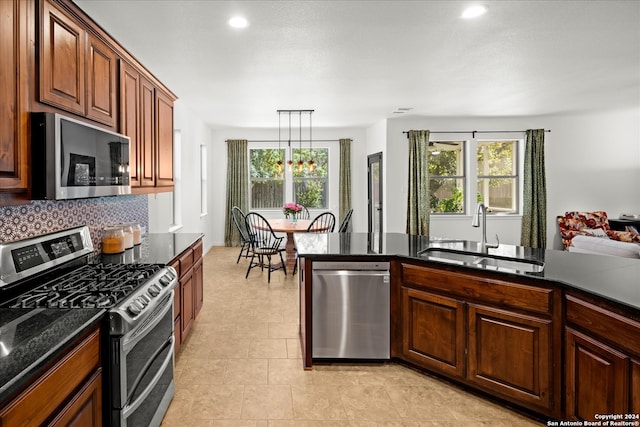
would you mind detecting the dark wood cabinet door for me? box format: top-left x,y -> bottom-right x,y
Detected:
86,33 -> 117,126
401,286 -> 465,378
632,359 -> 640,413
140,75 -> 156,187
467,304 -> 552,413
181,270 -> 195,340
48,369 -> 102,427
40,0 -> 85,115
155,89 -> 174,187
194,260 -> 203,317
0,0 -> 29,192
565,328 -> 629,420
120,61 -> 140,186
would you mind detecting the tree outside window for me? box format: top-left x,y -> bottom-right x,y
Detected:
476,141 -> 518,213
250,148 -> 284,208
249,147 -> 329,209
293,148 -> 328,208
428,141 -> 465,213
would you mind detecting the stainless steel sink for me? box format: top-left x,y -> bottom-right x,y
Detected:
418,248 -> 545,273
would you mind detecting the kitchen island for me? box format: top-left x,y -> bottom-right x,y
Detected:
295,232 -> 640,421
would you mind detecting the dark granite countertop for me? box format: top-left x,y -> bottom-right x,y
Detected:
0,308 -> 104,405
294,232 -> 640,313
100,232 -> 204,265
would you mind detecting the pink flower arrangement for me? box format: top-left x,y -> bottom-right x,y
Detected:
283,203 -> 303,217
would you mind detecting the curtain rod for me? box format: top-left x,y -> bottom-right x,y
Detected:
237,139 -> 346,143
402,130 -> 550,138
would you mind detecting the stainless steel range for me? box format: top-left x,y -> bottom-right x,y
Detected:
0,226 -> 177,427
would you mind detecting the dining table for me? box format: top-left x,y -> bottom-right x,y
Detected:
266,218 -> 327,274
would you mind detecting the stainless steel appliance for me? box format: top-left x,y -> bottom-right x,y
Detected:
31,112 -> 131,200
311,261 -> 390,359
0,226 -> 177,427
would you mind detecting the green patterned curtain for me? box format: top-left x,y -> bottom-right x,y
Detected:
224,139 -> 248,246
406,130 -> 430,236
339,138 -> 352,229
521,129 -> 547,248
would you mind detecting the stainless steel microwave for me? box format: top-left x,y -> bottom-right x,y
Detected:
31,112 -> 131,200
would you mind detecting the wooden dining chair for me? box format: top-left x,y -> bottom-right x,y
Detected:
295,205 -> 310,220
338,209 -> 353,233
244,212 -> 287,282
231,206 -> 253,263
308,212 -> 336,233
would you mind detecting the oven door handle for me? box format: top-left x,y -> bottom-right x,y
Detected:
122,335 -> 174,416
122,292 -> 173,353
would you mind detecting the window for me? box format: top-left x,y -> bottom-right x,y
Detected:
249,148 -> 285,208
200,145 -> 207,216
249,147 -> 330,209
293,148 -> 328,208
476,140 -> 518,213
428,141 -> 465,213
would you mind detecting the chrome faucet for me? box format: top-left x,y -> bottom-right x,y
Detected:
472,203 -> 499,251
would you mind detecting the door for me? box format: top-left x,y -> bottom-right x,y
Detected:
467,303 -> 553,412
368,152 -> 383,234
565,327 -> 629,420
401,287 -> 465,378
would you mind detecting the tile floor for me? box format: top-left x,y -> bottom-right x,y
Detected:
161,246 -> 544,427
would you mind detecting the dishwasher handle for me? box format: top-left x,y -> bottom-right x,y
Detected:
312,261 -> 390,271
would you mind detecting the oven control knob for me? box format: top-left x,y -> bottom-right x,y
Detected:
148,285 -> 160,297
127,303 -> 141,316
137,296 -> 149,307
159,275 -> 172,287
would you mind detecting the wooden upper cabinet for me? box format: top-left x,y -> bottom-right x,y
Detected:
40,0 -> 118,127
119,61 -> 156,188
86,33 -> 117,126
40,0 -> 85,115
155,89 -> 174,187
119,61 -> 141,186
0,0 -> 29,192
140,75 -> 156,187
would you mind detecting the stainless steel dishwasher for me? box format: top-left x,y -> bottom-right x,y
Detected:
311,261 -> 390,359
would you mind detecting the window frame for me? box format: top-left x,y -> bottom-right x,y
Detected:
428,137 -> 524,217
248,147 -> 286,210
248,142 -> 333,212
428,140 -> 466,215
476,139 -> 520,215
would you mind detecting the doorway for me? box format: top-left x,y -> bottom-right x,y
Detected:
368,152 -> 383,235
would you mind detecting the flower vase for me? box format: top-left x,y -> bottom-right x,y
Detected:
289,214 -> 297,224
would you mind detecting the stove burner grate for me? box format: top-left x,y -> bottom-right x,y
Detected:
6,263 -> 164,309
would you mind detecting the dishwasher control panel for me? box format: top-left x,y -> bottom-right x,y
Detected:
312,261 -> 390,271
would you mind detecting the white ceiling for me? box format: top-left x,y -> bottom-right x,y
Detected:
74,0 -> 640,129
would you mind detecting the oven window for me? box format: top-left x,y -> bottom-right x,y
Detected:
127,358 -> 173,426
125,303 -> 173,398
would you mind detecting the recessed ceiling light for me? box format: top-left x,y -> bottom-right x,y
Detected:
228,16 -> 248,28
461,5 -> 487,19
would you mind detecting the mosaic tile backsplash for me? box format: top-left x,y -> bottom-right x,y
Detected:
0,196 -> 148,252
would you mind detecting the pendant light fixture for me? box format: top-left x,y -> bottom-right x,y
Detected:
307,112 -> 315,172
297,112 -> 304,172
277,112 -> 284,172
276,109 -> 315,173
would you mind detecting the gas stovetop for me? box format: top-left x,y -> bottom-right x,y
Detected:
0,226 -> 178,335
4,263 -> 167,309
